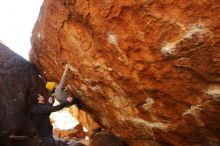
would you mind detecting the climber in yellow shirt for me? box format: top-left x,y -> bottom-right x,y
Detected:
46,64 -> 81,108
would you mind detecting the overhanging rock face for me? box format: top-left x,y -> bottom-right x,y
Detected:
30,0 -> 220,145
0,43 -> 47,139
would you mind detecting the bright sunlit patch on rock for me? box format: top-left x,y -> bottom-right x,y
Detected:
50,100 -> 79,130
85,136 -> 89,140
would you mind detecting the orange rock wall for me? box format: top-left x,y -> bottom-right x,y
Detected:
30,0 -> 220,145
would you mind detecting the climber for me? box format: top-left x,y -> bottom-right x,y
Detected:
46,64 -> 81,108
31,94 -> 73,146
46,64 -> 69,103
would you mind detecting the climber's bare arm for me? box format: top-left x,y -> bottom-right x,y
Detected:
57,64 -> 69,89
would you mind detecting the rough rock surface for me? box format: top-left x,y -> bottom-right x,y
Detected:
54,124 -> 86,139
89,129 -> 127,146
70,106 -> 100,135
30,0 -> 220,145
0,43 -> 47,140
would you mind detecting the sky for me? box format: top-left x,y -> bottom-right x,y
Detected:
0,0 -> 43,60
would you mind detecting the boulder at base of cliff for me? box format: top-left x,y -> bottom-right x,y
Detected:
0,43 -> 47,141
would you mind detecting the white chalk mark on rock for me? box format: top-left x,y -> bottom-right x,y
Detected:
182,105 -> 205,126
183,105 -> 204,116
37,32 -> 45,40
108,32 -> 129,64
131,118 -> 169,130
206,84 -> 220,102
141,97 -> 154,111
161,23 -> 211,55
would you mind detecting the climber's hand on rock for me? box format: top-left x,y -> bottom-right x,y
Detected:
67,96 -> 73,103
48,96 -> 54,105
65,64 -> 69,70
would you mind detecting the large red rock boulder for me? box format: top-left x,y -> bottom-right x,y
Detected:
30,0 -> 220,145
0,43 -> 48,141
